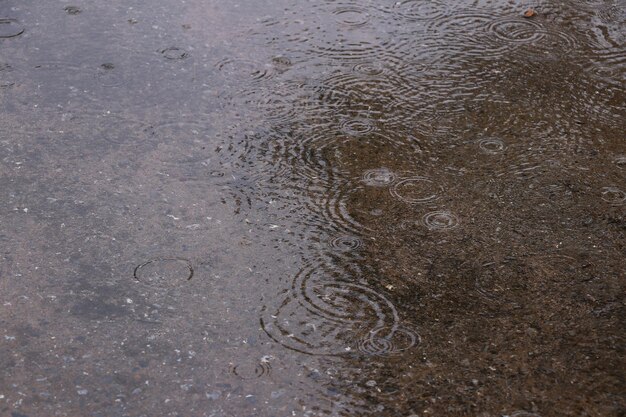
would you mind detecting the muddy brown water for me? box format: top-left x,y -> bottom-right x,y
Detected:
0,0 -> 624,416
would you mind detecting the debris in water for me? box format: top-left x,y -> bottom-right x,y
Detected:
523,8 -> 537,18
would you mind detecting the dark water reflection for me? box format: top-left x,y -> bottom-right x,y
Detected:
1,0 -> 624,416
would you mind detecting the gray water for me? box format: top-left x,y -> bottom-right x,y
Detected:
0,0 -> 624,416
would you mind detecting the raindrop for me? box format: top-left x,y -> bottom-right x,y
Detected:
356,325 -> 420,356
340,119 -> 374,136
331,6 -> 371,27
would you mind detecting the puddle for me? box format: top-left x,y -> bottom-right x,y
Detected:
1,0 -> 624,415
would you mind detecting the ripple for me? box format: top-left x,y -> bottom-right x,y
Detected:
475,259 -> 531,308
479,138 -> 506,154
216,57 -> 273,81
361,168 -> 396,187
340,119 -> 374,136
487,17 -> 544,44
390,177 -> 442,204
231,357 -> 272,380
304,184 -> 371,236
356,325 -> 420,356
390,0 -> 450,22
332,6 -> 371,27
261,262 -> 403,356
421,211 -> 459,230
160,47 -> 189,60
615,156 -> 626,168
64,6 -> 81,15
329,235 -> 363,251
133,258 -> 193,288
95,63 -> 123,87
149,120 -> 215,166
0,19 -> 25,39
601,187 -> 625,205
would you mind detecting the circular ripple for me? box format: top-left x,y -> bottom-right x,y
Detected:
95,63 -> 123,87
340,119 -> 374,136
487,17 -> 544,44
390,177 -> 442,204
332,6 -> 370,27
261,262 -> 401,356
421,211 -> 459,230
0,19 -> 25,39
160,47 -> 189,60
216,58 -> 273,81
601,187 -> 625,205
362,168 -> 396,187
231,358 -> 272,380
357,325 -> 420,356
133,258 -> 193,287
150,120 -> 215,165
329,235 -> 363,251
391,0 -> 450,21
479,138 -> 506,154
615,156 -> 626,168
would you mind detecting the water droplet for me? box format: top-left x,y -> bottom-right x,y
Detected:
361,168 -> 396,187
601,187 -> 625,205
161,47 -> 189,60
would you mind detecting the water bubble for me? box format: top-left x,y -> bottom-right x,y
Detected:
390,177 -> 441,204
478,138 -> 506,154
361,168 -> 396,187
0,19 -> 25,39
421,211 -> 459,230
601,187 -> 625,205
160,47 -> 189,60
133,258 -> 194,288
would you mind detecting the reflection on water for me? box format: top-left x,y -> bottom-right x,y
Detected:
0,0 -> 624,415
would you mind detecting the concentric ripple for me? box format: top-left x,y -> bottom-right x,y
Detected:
361,168 -> 396,187
601,187 -> 625,205
261,262 -> 406,356
356,325 -> 420,356
390,177 -> 442,204
133,258 -> 193,288
332,6 -> 371,27
149,120 -> 215,166
479,138 -> 506,154
390,0 -> 450,22
329,235 -> 363,251
216,57 -> 274,81
421,211 -> 459,230
0,19 -> 25,39
487,17 -> 544,44
340,119 -> 374,136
